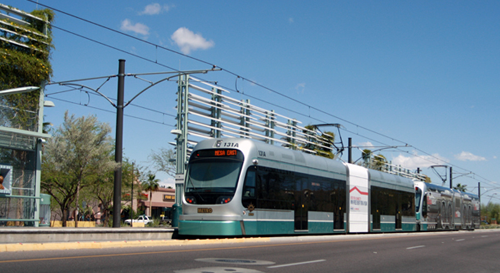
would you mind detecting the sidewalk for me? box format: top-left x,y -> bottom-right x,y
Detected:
0,227 -> 176,244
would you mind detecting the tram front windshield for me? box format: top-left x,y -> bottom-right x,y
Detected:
185,149 -> 244,205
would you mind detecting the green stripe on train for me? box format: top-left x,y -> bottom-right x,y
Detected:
180,220 -> 348,236
179,220 -> 242,236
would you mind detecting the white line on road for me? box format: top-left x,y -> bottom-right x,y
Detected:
267,259 -> 326,268
407,245 -> 425,250
455,239 -> 465,242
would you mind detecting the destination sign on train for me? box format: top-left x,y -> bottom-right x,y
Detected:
195,149 -> 240,158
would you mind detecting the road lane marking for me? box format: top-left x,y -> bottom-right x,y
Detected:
267,259 -> 326,268
455,239 -> 465,242
406,245 -> 425,250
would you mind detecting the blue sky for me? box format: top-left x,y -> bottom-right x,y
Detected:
6,1 -> 500,201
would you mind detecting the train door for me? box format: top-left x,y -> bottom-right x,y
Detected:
462,204 -> 466,228
438,201 -> 446,229
448,203 -> 455,229
294,178 -> 310,231
333,183 -> 346,230
395,207 -> 402,229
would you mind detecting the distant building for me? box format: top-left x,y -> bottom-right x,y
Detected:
137,187 -> 175,219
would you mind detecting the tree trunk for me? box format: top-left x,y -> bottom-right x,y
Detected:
75,180 -> 81,228
61,207 -> 68,227
103,208 -> 110,227
149,190 -> 152,217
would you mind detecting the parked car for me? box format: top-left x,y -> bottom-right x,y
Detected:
124,215 -> 153,225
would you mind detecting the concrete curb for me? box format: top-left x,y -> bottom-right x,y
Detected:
0,237 -> 271,252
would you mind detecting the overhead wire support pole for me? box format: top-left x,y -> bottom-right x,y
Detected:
172,73 -> 190,228
113,59 -> 125,228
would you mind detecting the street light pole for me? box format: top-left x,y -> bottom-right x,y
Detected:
113,59 -> 125,227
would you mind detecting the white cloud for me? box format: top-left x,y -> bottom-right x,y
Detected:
120,19 -> 149,36
358,142 -> 374,148
289,17 -> 294,24
295,83 -> 305,94
159,177 -> 175,188
139,3 -> 172,15
454,151 -> 486,162
171,27 -> 214,54
392,152 -> 448,170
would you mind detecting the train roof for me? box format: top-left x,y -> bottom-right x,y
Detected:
417,182 -> 479,199
368,168 -> 414,192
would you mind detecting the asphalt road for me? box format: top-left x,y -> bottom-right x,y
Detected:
1,230 -> 499,273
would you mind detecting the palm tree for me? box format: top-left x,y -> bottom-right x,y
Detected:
454,183 -> 467,192
142,172 -> 160,217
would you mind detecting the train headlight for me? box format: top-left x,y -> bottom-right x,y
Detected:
186,196 -> 197,204
216,196 -> 232,204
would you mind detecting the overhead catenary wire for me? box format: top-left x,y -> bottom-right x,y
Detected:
47,96 -> 176,127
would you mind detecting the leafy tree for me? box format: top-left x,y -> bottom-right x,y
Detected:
372,154 -> 387,171
481,202 -> 500,224
359,149 -> 387,171
148,148 -> 176,177
89,158 -> 137,227
41,111 -> 118,227
296,125 -> 336,159
0,8 -> 54,129
423,175 -> 432,183
315,131 -> 336,159
453,183 -> 467,192
361,149 -> 373,166
142,172 -> 160,217
0,8 -> 54,91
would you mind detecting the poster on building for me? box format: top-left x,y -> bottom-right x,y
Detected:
0,165 -> 12,195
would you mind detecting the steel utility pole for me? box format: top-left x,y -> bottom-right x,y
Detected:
113,59 -> 125,227
449,167 -> 453,189
171,73 -> 189,228
348,137 -> 352,163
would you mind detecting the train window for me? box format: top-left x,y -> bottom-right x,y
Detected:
241,165 -> 346,213
371,186 -> 415,219
415,188 -> 422,212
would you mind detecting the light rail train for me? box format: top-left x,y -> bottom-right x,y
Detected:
179,138 -> 480,236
